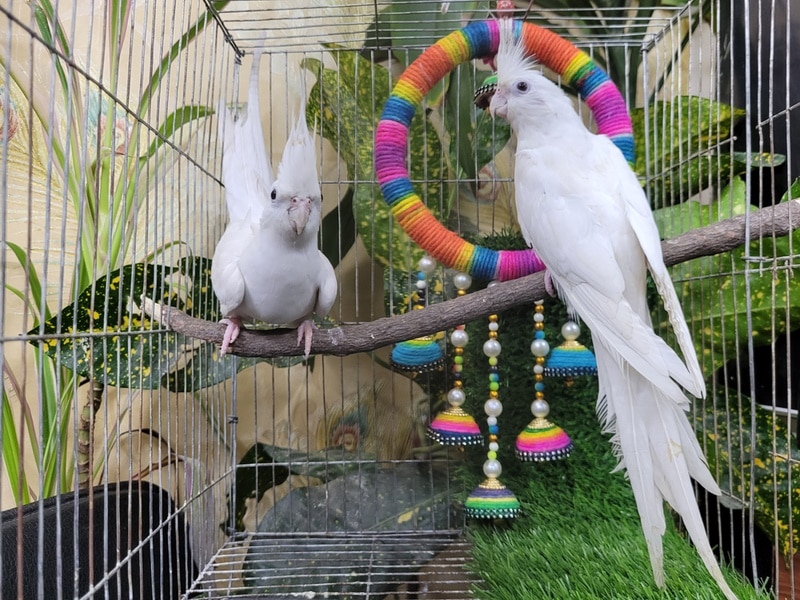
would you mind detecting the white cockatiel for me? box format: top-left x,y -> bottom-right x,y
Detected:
212,50 -> 337,358
489,20 -> 737,600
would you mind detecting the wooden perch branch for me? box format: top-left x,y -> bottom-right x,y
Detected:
145,200 -> 800,358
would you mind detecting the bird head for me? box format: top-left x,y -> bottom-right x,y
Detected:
272,98 -> 322,239
489,20 -> 578,133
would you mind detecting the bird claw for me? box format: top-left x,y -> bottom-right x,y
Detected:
219,317 -> 243,356
296,320 -> 315,359
544,269 -> 557,298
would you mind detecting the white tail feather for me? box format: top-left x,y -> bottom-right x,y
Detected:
594,340 -> 738,600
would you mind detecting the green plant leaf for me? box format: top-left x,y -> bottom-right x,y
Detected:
653,176 -> 800,372
30,263 -> 182,388
5,241 -> 51,324
2,387 -> 30,504
176,255 -> 220,322
223,443 -> 290,532
137,1 -> 230,117
631,96 -> 746,204
698,387 -> 800,560
303,46 -> 448,273
139,105 -> 214,162
162,343 -> 262,393
781,177 -> 800,202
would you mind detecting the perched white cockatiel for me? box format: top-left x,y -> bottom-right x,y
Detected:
489,20 -> 737,600
212,50 -> 337,358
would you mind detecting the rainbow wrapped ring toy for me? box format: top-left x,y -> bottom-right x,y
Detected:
374,18 -> 634,281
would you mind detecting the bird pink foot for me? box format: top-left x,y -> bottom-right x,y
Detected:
219,317 -> 243,356
296,319 -> 315,359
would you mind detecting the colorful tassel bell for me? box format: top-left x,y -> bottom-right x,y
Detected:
515,414 -> 574,462
465,474 -> 521,520
390,255 -> 444,374
390,337 -> 444,373
427,405 -> 483,446
544,320 -> 597,378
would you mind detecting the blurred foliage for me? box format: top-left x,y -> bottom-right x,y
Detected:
698,386 -> 800,561
303,44 -> 448,274
32,257 -> 303,392
652,176 -> 800,375
629,96 -> 787,205
2,0 -> 228,501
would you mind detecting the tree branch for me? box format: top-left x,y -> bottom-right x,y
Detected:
143,200 -> 800,358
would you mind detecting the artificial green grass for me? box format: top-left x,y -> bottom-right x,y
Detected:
456,301 -> 770,600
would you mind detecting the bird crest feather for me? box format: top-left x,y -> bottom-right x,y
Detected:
275,91 -> 320,198
495,19 -> 538,87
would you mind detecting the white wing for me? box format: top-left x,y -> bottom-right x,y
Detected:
210,220 -> 250,316
314,251 -> 338,318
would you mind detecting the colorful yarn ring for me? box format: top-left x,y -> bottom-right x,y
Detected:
374,19 -> 634,281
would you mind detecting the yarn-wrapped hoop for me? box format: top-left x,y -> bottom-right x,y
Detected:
374,19 -> 634,281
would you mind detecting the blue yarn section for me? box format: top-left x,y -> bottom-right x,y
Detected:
380,178 -> 414,206
579,67 -> 609,97
546,347 -> 597,369
512,18 -> 523,41
612,136 -> 635,163
462,20 -> 493,58
391,340 -> 443,366
380,96 -> 416,127
469,245 -> 499,281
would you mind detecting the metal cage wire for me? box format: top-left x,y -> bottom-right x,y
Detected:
0,0 -> 797,598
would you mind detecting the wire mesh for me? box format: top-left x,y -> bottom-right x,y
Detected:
0,0 -> 797,599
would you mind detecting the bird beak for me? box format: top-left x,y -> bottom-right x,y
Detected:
489,90 -> 507,119
288,196 -> 312,235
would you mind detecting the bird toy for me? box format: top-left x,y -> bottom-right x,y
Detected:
374,18 -> 634,281
375,17 -> 738,600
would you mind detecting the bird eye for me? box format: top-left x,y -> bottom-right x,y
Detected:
270,189 -> 277,200
516,81 -> 529,92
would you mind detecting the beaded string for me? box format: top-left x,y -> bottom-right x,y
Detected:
515,301 -> 574,462
484,312 -> 503,466
374,18 -> 634,281
426,271 -> 482,446
464,282 -> 520,519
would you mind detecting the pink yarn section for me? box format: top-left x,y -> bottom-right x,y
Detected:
374,121 -> 410,185
496,249 -> 547,281
586,82 -> 629,136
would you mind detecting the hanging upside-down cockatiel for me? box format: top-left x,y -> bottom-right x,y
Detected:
212,50 -> 337,358
489,19 -> 737,600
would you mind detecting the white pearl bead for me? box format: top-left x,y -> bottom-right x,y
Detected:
533,365 -> 544,374
415,279 -> 427,290
447,387 -> 466,406
483,459 -> 502,478
453,272 -> 472,291
484,398 -> 503,417
487,280 -> 499,288
530,339 -> 550,357
487,416 -> 497,426
531,398 -> 550,418
450,329 -> 469,348
488,322 -> 499,332
489,442 -> 499,451
561,320 -> 581,341
533,313 -> 544,322
483,338 -> 502,357
418,255 -> 436,273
